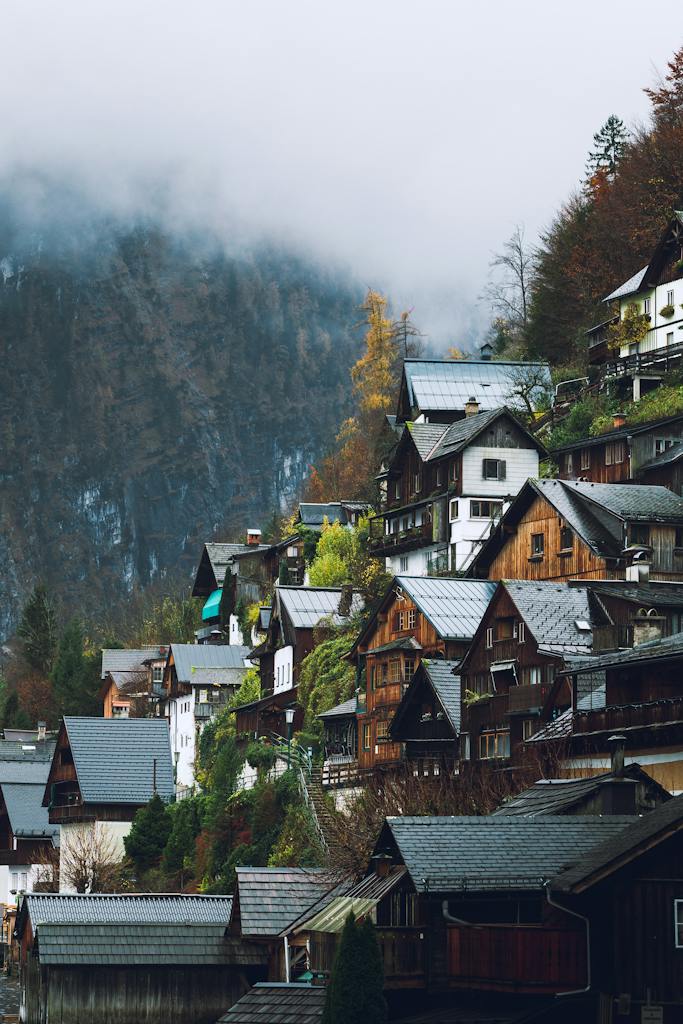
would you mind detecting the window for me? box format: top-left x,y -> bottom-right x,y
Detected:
376,720 -> 389,743
404,657 -> 415,680
667,331 -> 674,347
380,662 -> 388,685
482,458 -> 506,480
644,297 -> 651,315
518,621 -> 526,644
460,733 -> 470,760
565,453 -> 573,474
390,659 -> 402,683
396,608 -> 417,631
449,460 -> 459,482
675,527 -> 683,548
449,498 -> 459,522
152,665 -> 163,684
531,533 -> 544,557
412,472 -> 422,494
522,719 -> 537,742
580,449 -> 590,471
527,666 -> 542,685
435,466 -> 443,487
393,480 -> 401,500
495,617 -> 516,641
362,723 -> 371,751
675,900 -> 683,948
559,525 -> 573,551
668,289 -> 675,306
655,437 -> 677,455
485,627 -> 493,649
630,524 -> 651,547
479,729 -> 510,760
605,441 -> 625,466
399,556 -> 409,573
470,500 -> 504,519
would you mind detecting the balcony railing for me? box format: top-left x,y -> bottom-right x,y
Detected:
508,683 -> 551,715
368,520 -> 434,556
573,695 -> 683,736
447,924 -> 586,992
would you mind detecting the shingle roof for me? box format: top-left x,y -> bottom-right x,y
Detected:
503,581 -> 594,655
235,867 -> 336,936
422,660 -> 462,733
492,764 -> 670,817
59,717 -> 174,805
552,793 -> 683,892
101,647 -> 163,679
170,643 -> 251,683
2,783 -> 59,839
0,759 -> 51,783
556,628 -> 683,676
397,577 -> 497,640
35,923 -> 264,966
277,587 -> 364,630
402,360 -> 551,414
551,413 -> 683,454
405,421 -> 449,458
217,983 -> 326,1024
586,581 -> 683,608
525,681 -> 607,743
638,439 -> 683,473
22,893 -> 233,930
317,697 -> 357,719
204,543 -> 269,586
603,264 -> 649,302
381,815 -> 636,892
567,480 -> 683,523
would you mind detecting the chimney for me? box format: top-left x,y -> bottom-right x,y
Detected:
480,342 -> 493,361
37,721 -> 46,742
613,411 -> 626,429
607,734 -> 627,777
338,583 -> 353,617
465,396 -> 480,418
246,528 -> 262,546
626,561 -> 650,585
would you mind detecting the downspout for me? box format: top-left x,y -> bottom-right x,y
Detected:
283,935 -> 291,983
543,880 -> 591,997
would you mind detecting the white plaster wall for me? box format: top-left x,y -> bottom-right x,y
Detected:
59,821 -> 131,893
386,544 -> 443,577
620,283 -> 683,357
229,614 -> 244,645
0,863 -> 44,904
166,692 -> 196,791
274,646 -> 294,693
461,446 -> 539,498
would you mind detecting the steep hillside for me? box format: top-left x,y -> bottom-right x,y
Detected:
0,217 -> 362,638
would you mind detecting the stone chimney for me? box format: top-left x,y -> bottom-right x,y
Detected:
37,721 -> 46,742
246,528 -> 262,546
465,396 -> 480,418
338,583 -> 353,618
607,734 -> 626,777
632,610 -> 665,646
613,411 -> 626,429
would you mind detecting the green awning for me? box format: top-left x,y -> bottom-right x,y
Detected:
202,589 -> 222,622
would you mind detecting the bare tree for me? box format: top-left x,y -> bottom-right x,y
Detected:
61,824 -> 122,893
391,310 -> 424,359
504,363 -> 553,418
482,226 -> 536,348
32,844 -> 60,893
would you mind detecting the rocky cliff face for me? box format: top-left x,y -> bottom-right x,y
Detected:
0,219 -> 362,638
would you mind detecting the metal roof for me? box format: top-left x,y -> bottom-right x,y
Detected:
170,643 -> 251,683
60,717 -> 174,806
217,983 -> 326,1024
1,783 -> 58,839
296,868 -> 408,934
34,923 -> 264,967
503,581 -> 594,655
235,867 -> 336,936
492,764 -> 669,817
101,647 -> 164,679
603,264 -> 649,302
277,586 -> 364,630
22,893 -> 233,929
397,576 -> 496,640
402,359 -> 551,414
381,815 -> 636,892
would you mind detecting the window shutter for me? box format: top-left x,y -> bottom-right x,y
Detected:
482,458 -> 488,478
499,460 -> 506,480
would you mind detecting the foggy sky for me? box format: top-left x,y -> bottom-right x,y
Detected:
1,1 -> 681,344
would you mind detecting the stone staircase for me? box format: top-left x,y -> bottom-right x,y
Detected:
303,764 -> 337,849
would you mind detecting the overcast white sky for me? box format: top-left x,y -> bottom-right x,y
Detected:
1,1 -> 682,343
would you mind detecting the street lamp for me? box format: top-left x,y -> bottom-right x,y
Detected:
285,708 -> 295,767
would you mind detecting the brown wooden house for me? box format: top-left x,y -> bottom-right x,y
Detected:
552,412 -> 683,485
350,576 -> 495,773
100,646 -> 168,718
388,659 -> 461,774
471,478 -> 683,583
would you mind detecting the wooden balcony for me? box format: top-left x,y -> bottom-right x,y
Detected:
378,928 -> 425,987
447,924 -> 586,993
507,684 -> 551,715
573,695 -> 683,737
368,520 -> 434,557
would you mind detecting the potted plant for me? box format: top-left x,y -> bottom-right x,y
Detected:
660,303 -> 676,318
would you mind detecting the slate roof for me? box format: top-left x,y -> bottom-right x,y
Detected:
422,660 -> 462,732
21,893 -> 233,931
380,815 -> 634,891
586,580 -> 683,608
54,717 -> 174,806
569,480 -> 683,523
603,264 -> 649,302
217,983 -> 326,1024
34,923 -> 264,966
317,697 -> 357,719
204,543 -> 269,586
1,783 -> 59,839
235,867 -> 336,936
638,439 -> 683,473
187,666 -> 247,689
552,793 -> 683,893
503,581 -> 594,655
555,628 -> 683,676
405,421 -> 449,459
401,359 -> 551,415
298,501 -> 370,528
366,636 -> 423,655
277,586 -> 364,630
170,643 -> 251,683
101,646 -> 163,679
0,758 -> 51,784
524,682 -> 607,744
397,577 -> 497,640
492,764 -> 670,817
551,413 -> 683,454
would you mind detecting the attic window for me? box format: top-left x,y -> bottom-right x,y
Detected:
630,524 -> 651,547
575,619 -> 591,632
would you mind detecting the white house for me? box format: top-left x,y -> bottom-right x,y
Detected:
369,405 -> 546,575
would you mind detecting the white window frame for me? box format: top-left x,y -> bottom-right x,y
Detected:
449,498 -> 459,522
675,900 -> 683,948
485,627 -> 493,649
580,449 -> 590,471
667,289 -> 675,307
644,297 -> 651,315
399,555 -> 409,573
152,665 -> 163,684
667,331 -> 674,347
518,622 -> 526,644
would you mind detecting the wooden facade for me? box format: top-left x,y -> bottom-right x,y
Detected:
555,417 -> 683,485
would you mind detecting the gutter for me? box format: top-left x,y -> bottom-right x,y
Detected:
543,880 -> 591,997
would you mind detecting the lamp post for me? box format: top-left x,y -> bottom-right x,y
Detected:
285,708 -> 295,768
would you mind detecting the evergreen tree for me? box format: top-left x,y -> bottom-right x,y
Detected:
585,115 -> 629,181
161,799 -> 200,881
124,794 -> 172,873
50,619 -> 99,716
1,689 -> 32,730
322,912 -> 387,1024
17,583 -> 58,675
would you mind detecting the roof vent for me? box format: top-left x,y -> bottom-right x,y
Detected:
613,412 -> 626,429
465,397 -> 480,418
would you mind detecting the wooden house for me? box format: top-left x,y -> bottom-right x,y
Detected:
16,893 -> 267,1024
388,659 -> 461,774
216,984 -> 326,1024
531,631 -> 683,793
552,412 -> 683,485
369,406 -> 546,576
350,576 -> 495,774
471,478 -> 683,583
0,781 -> 58,903
100,646 -> 168,719
636,438 -> 683,494
318,698 -> 358,789
43,717 -> 174,892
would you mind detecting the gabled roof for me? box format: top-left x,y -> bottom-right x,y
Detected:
585,580 -> 683,609
551,412 -> 683,455
169,643 -> 251,683
101,647 -> 164,679
492,764 -> 671,817
234,867 -> 337,937
1,782 -> 59,839
397,577 -> 497,641
317,697 -> 357,719
20,893 -> 233,933
398,359 -> 551,418
390,660 -> 461,741
276,586 -> 364,630
603,264 -> 649,302
377,815 -> 635,892
502,581 -> 595,655
192,542 -> 270,596
297,501 -> 370,528
47,718 -> 174,807
186,666 -> 247,688
637,439 -> 683,473
602,212 -> 683,303
217,984 -> 326,1024
552,793 -> 683,893
0,757 -> 52,783
34,923 -> 264,967
556,627 -> 683,676
404,421 -> 449,458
